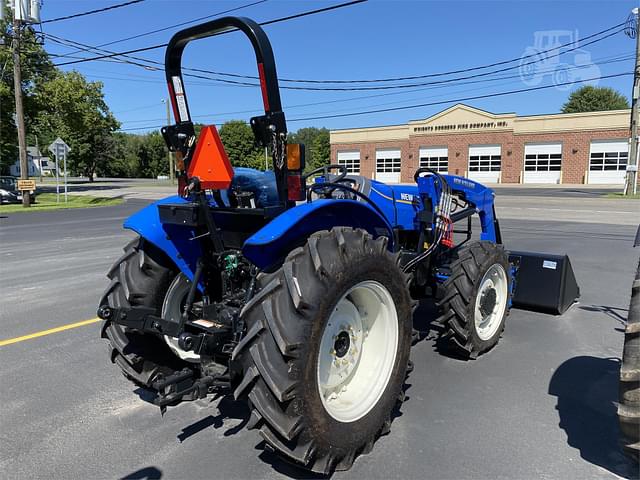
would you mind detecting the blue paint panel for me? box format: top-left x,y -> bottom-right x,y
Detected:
123,195 -> 201,283
242,199 -> 394,269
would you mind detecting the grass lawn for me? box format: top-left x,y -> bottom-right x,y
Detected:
0,193 -> 123,213
604,192 -> 640,199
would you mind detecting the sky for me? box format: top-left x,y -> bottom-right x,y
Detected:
38,0 -> 638,134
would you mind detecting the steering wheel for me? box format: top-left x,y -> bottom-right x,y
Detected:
303,164 -> 349,200
303,164 -> 348,184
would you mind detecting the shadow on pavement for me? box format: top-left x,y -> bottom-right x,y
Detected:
177,394 -> 250,442
579,304 -> 628,329
120,466 -> 162,479
548,355 -> 639,479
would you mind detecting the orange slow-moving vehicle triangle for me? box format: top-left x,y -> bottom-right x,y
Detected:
187,125 -> 234,189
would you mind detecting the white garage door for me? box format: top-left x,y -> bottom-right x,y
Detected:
524,143 -> 562,184
469,145 -> 501,183
419,146 -> 448,173
375,148 -> 401,183
337,150 -> 361,174
588,140 -> 628,184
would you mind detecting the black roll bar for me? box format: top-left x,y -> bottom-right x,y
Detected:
162,16 -> 289,203
164,16 -> 284,120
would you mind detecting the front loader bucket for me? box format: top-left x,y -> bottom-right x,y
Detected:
508,251 -> 580,315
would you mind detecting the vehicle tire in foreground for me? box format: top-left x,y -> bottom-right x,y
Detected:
437,240 -> 511,358
232,227 -> 413,474
619,256 -> 640,462
100,237 -> 188,388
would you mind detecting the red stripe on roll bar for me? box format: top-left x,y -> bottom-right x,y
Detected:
257,63 -> 270,112
166,82 -> 180,122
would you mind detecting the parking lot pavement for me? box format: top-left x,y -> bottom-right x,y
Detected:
0,196 -> 639,479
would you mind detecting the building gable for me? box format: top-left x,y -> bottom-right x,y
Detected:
409,104 -> 515,135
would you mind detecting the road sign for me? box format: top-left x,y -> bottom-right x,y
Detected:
17,179 -> 36,191
48,137 -> 70,156
48,137 -> 71,203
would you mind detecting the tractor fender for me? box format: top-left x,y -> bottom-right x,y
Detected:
242,199 -> 395,270
123,195 -> 202,284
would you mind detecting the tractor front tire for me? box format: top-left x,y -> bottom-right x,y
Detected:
619,257 -> 640,462
437,241 -> 511,358
100,237 -> 188,388
232,228 -> 413,474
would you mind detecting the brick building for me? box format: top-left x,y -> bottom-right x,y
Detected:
329,104 -> 633,185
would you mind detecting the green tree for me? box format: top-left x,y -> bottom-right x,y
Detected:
32,71 -> 119,181
101,132 -> 142,178
309,129 -> 330,171
137,131 -> 169,178
218,120 -> 263,169
561,86 -> 629,113
288,127 -> 330,172
0,18 -> 56,173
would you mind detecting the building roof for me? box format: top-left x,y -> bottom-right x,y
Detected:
330,104 -> 631,144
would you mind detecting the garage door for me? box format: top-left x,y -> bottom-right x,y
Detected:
337,150 -> 361,174
469,145 -> 501,183
376,148 -> 401,183
524,143 -> 562,184
588,140 -> 628,184
419,147 -> 448,174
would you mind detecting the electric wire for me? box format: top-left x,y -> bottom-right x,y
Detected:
115,71 -> 632,131
112,53 -> 634,124
49,20 -> 624,90
56,0 -> 269,57
288,72 -> 631,122
41,0 -> 145,24
47,26 -> 625,93
51,0 -> 368,67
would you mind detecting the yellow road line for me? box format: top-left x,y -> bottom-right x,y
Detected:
0,317 -> 101,347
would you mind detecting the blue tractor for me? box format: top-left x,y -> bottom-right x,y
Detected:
98,17 -> 576,474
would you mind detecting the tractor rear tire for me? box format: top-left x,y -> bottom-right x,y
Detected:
437,241 -> 511,359
619,257 -> 640,462
100,237 -> 188,388
232,227 -> 413,474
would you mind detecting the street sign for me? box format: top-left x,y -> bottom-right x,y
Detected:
48,137 -> 71,203
48,137 -> 70,157
17,179 -> 36,191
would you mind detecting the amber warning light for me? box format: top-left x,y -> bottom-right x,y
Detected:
187,125 -> 234,190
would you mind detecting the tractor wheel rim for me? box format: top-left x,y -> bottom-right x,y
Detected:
474,264 -> 508,341
317,280 -> 399,423
162,274 -> 200,362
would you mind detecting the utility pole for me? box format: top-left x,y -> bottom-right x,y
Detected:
163,98 -> 174,183
12,18 -> 30,207
626,8 -> 640,196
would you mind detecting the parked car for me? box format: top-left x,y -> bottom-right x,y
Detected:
0,176 -> 38,204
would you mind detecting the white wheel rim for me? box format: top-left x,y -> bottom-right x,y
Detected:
161,274 -> 200,362
474,264 -> 508,341
317,281 -> 399,423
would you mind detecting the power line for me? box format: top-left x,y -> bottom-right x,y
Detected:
48,25 -> 624,93
288,72 -> 632,122
58,0 -> 269,57
114,71 -> 632,131
49,23 -> 624,92
51,0 -> 368,67
42,0 -> 145,24
179,28 -> 625,91
113,53 -> 635,123
51,19 -> 624,85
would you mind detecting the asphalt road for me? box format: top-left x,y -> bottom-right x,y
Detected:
1,195 -> 639,480
36,177 -> 625,201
